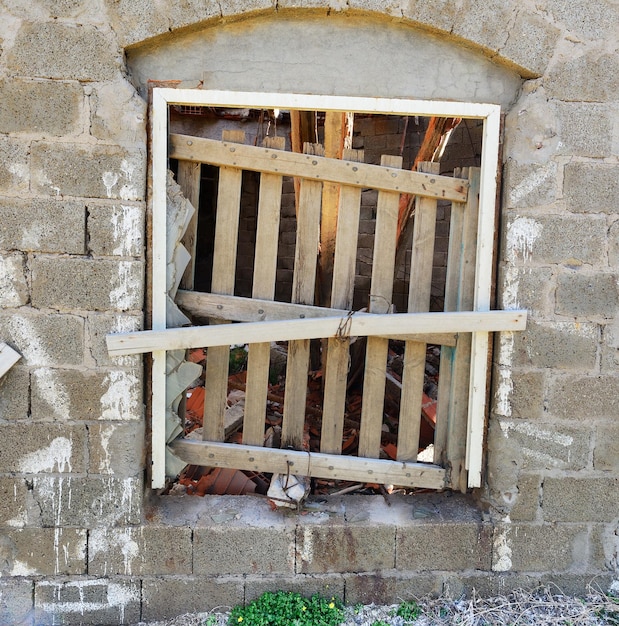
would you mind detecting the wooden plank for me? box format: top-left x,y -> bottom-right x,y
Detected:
202,130 -> 244,442
321,148 -> 364,454
107,310 -> 526,356
0,342 -> 21,378
398,162 -> 440,462
358,154 -> 402,459
170,134 -> 468,201
243,136 -> 285,446
177,161 -> 201,290
282,145 -> 323,450
169,439 -> 446,490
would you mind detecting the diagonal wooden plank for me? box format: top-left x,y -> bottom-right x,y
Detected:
358,154 -> 402,459
177,161 -> 201,290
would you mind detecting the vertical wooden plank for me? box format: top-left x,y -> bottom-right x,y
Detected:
281,143 -> 323,450
202,131 -> 245,442
243,136 -> 285,446
321,148 -> 364,454
177,161 -> 201,290
397,162 -> 440,461
358,154 -> 402,459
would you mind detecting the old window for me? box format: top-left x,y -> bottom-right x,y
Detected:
107,90 -> 525,494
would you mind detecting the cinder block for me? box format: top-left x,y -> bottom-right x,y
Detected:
86,312 -> 142,368
609,220 -> 619,268
30,142 -> 146,201
547,375 -> 619,421
556,271 -> 619,318
33,0 -> 106,19
32,475 -> 142,527
0,311 -> 85,366
141,576 -> 244,621
492,367 -> 545,419
0,578 -> 33,626
31,367 -> 142,421
539,573 -> 615,598
0,528 -> 86,576
544,0 -> 619,40
8,22 -> 119,81
0,138 -> 29,193
493,523 -> 588,572
0,79 -> 83,136
451,0 -> 512,53
87,203 -> 145,257
89,80 -> 146,143
564,163 -> 619,214
245,574 -> 345,604
0,252 -> 29,307
107,0 -> 181,47
396,522 -> 492,571
345,570 -> 442,604
589,522 -> 618,573
511,320 -> 598,370
0,477 -> 29,527
89,421 -> 145,475
542,477 -> 619,523
594,422 -> 619,470
89,526 -> 191,575
34,578 -> 140,625
0,364 -> 29,420
0,423 -> 87,474
445,572 -> 539,598
401,0 -> 459,33
0,197 -> 86,254
31,256 -> 144,312
509,473 -> 541,522
545,51 -> 619,102
556,102 -> 613,158
504,161 -> 557,209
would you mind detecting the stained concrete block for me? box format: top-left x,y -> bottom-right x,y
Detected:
87,203 -> 145,257
34,578 -> 141,625
141,576 -> 244,621
492,367 -> 545,419
89,80 -> 146,143
450,0 -> 512,53
345,571 -> 443,604
245,574 -> 345,604
446,573 -> 541,598
31,367 -> 142,421
0,423 -> 87,474
31,256 -> 144,312
498,265 -> 554,315
0,364 -> 30,420
556,271 -> 619,318
545,51 -> 619,102
86,312 -> 143,368
89,421 -> 145,475
0,79 -> 83,136
509,474 -> 541,522
88,526 -> 191,575
0,252 -> 28,307
0,138 -> 29,193
0,312 -> 85,366
594,422 -> 619,471
547,374 -> 619,420
556,102 -> 613,158
0,477 -> 29,527
504,161 -> 557,209
0,528 -> 86,576
493,523 -> 588,572
401,0 -> 460,33
107,0 -> 180,47
0,197 -> 86,254
30,142 -> 146,200
589,522 -> 619,573
564,163 -> 619,213
544,0 -> 619,41
0,578 -> 33,626
396,523 -> 492,571
511,320 -> 598,370
539,573 -> 615,598
7,22 -> 120,81
542,477 -> 619,522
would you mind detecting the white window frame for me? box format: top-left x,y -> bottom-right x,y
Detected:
148,89 -> 502,489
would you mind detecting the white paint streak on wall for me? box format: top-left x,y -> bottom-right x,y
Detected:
102,171 -> 119,198
499,420 -> 574,447
508,163 -> 555,207
507,216 -> 543,262
31,368 -> 71,420
10,560 -> 38,576
502,266 -> 521,310
7,162 -> 28,181
299,527 -> 314,566
0,255 -> 22,306
100,371 -> 139,420
109,261 -> 139,310
97,424 -> 116,473
111,205 -> 142,256
496,332 -> 515,417
21,222 -> 43,250
119,529 -> 139,575
19,437 -> 73,473
8,316 -> 51,365
493,525 -> 513,572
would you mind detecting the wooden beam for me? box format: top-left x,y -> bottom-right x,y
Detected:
107,310 -> 527,356
169,134 -> 468,201
168,439 -> 446,490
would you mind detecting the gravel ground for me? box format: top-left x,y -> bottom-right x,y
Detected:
132,586 -> 619,626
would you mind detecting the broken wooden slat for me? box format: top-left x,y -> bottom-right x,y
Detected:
169,439 -> 446,490
202,130 -> 244,442
0,343 -> 21,378
169,133 -> 468,202
321,148 -> 364,454
177,161 -> 201,290
398,162 -> 440,462
243,136 -> 285,446
358,154 -> 402,460
281,144 -> 323,450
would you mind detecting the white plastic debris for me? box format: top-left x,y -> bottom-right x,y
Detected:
267,473 -> 310,508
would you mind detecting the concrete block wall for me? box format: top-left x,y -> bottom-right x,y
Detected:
0,1 -> 618,623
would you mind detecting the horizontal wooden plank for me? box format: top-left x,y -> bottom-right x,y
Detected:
107,310 -> 527,356
0,342 -> 21,378
169,439 -> 446,490
170,134 -> 468,202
